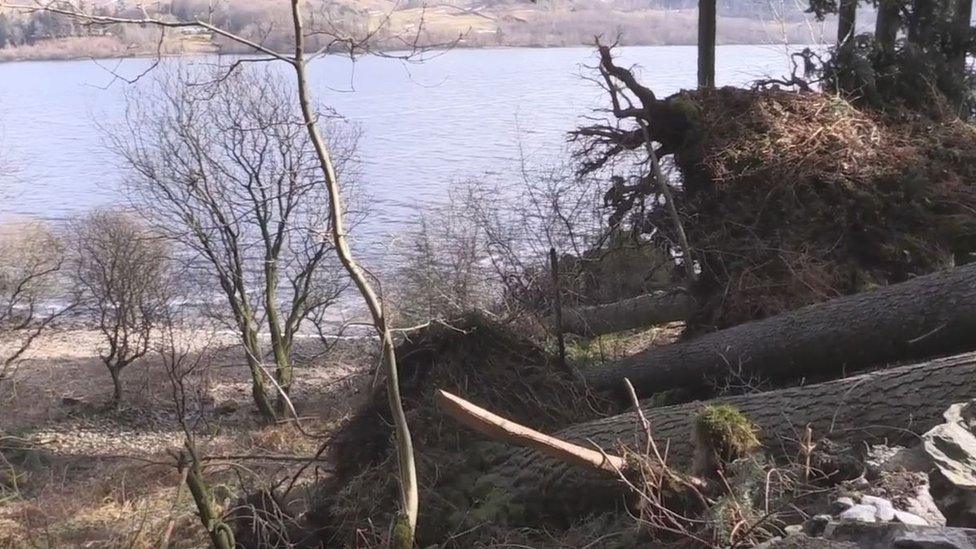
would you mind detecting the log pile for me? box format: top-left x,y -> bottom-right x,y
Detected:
310,264 -> 976,546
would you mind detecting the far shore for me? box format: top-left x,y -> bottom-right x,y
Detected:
0,17 -> 832,65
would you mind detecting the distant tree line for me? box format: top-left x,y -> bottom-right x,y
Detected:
807,0 -> 974,116
0,0 -> 813,52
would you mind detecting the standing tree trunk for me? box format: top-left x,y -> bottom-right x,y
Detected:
241,319 -> 277,421
698,0 -> 717,89
288,2 -> 419,546
585,263 -> 976,397
875,0 -> 901,53
549,248 -> 568,372
950,0 -> 974,86
483,352 -> 976,517
837,0 -> 857,46
264,267 -> 293,416
109,366 -> 122,406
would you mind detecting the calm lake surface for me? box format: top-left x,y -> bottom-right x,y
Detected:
0,45 -> 802,264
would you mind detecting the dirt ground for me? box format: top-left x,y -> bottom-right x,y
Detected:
0,327 -> 374,548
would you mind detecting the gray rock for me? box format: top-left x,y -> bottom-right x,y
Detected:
924,400 -> 976,491
922,400 -> 976,526
803,514 -> 832,536
894,510 -> 930,526
785,524 -> 804,536
884,446 -> 934,473
840,504 -> 880,523
892,528 -> 976,548
863,494 -> 897,521
867,445 -> 905,478
823,522 -> 976,549
758,533 -> 860,548
877,471 -> 947,526
833,496 -> 856,513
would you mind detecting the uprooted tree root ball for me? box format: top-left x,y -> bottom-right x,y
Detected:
578,52 -> 976,331
667,88 -> 976,329
307,313 -> 616,546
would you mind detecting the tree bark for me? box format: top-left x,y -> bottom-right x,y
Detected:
109,367 -> 122,406
837,0 -> 857,46
485,352 -> 976,514
288,3 -> 418,546
875,0 -> 900,53
950,0 -> 974,84
698,0 -> 716,89
241,321 -> 276,422
552,290 -> 691,336
181,446 -> 235,549
585,264 -> 976,397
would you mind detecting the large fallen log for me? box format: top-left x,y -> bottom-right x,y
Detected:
486,353 -> 976,518
551,290 -> 691,336
585,263 -> 976,396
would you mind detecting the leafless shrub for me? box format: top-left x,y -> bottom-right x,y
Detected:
467,162 -> 610,315
154,299 -> 237,549
393,161 -> 609,325
106,66 -> 358,422
0,222 -> 67,383
600,388 -> 825,548
70,210 -> 173,406
393,188 -> 498,324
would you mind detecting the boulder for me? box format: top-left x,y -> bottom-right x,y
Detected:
823,522 -> 976,549
923,400 -> 976,527
924,401 -> 976,491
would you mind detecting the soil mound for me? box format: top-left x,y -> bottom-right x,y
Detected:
308,312 -> 612,546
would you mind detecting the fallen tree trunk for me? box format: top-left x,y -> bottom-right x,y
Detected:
551,290 -> 691,336
586,263 -> 976,396
486,353 -> 976,518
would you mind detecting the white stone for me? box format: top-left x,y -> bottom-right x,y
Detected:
893,510 -> 930,525
862,495 -> 896,521
839,504 -> 879,522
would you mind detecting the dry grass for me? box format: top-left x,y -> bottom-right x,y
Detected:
0,327 -> 372,548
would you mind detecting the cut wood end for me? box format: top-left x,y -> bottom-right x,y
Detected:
436,388 -> 626,473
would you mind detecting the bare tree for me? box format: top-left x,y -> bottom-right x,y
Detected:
0,222 -> 67,383
464,162 -> 617,314
108,67 -> 354,422
0,1 -> 432,543
393,155 -> 630,334
71,210 -> 172,406
155,297 -> 235,549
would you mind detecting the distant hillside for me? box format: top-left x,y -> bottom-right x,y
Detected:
0,0 -> 834,62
